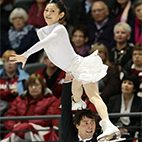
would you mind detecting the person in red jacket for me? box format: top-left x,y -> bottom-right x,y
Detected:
35,53 -> 65,99
2,73 -> 58,142
27,0 -> 49,30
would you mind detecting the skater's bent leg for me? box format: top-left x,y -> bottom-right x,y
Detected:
83,82 -> 109,120
72,79 -> 83,102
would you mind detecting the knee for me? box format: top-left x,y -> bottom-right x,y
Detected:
89,96 -> 96,104
89,95 -> 102,104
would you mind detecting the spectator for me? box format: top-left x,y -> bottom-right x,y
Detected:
27,0 -> 49,30
124,43 -> 142,97
107,72 -> 142,142
106,0 -> 134,23
1,73 -> 58,142
129,0 -> 142,44
35,53 -> 65,99
71,25 -> 90,57
88,1 -> 116,50
0,8 -> 39,63
61,73 -> 98,142
0,0 -> 14,37
69,0 -> 96,26
109,22 -> 133,68
90,43 -> 121,103
0,50 -> 29,106
0,99 -> 10,140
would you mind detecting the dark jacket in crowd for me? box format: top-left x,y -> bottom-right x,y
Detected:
69,0 -> 93,26
107,94 -> 142,137
88,18 -> 116,50
109,44 -> 132,68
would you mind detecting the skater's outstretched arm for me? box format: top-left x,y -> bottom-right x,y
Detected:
9,25 -> 65,68
21,25 -> 65,59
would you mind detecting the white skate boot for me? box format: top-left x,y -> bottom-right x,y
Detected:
97,120 -> 126,142
72,99 -> 87,110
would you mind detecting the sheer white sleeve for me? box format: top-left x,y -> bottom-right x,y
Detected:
22,25 -> 65,58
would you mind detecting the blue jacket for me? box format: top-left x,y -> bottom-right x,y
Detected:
0,67 -> 29,95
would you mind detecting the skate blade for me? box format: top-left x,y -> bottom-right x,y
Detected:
98,131 -> 122,142
108,138 -> 126,142
98,138 -> 126,142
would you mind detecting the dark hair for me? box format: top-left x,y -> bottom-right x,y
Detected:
132,43 -> 142,53
1,0 -> 14,5
72,25 -> 89,38
48,0 -> 66,21
121,72 -> 140,94
26,73 -> 45,93
133,0 -> 142,10
74,109 -> 98,125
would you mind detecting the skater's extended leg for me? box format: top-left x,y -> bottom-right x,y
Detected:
83,82 -> 108,120
83,82 -> 122,142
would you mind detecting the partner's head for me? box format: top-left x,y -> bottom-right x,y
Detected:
44,0 -> 66,25
74,109 -> 98,140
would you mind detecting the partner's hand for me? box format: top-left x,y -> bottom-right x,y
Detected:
9,54 -> 27,69
64,73 -> 74,82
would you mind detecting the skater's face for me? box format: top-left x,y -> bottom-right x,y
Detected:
121,80 -> 134,95
114,26 -> 130,43
44,3 -> 64,25
76,116 -> 96,140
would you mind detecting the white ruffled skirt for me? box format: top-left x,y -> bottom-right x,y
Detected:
66,50 -> 108,84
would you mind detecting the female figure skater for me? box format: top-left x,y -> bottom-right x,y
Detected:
9,0 -> 124,141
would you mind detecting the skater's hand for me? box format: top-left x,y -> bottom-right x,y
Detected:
9,54 -> 27,69
64,73 -> 74,82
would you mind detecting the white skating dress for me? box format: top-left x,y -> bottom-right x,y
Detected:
22,22 -> 108,84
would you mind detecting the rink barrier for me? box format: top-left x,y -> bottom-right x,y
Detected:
0,112 -> 142,142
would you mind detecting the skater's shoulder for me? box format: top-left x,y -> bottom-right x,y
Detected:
55,23 -> 67,31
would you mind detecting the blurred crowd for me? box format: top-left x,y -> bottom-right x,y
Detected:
0,0 -> 142,141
